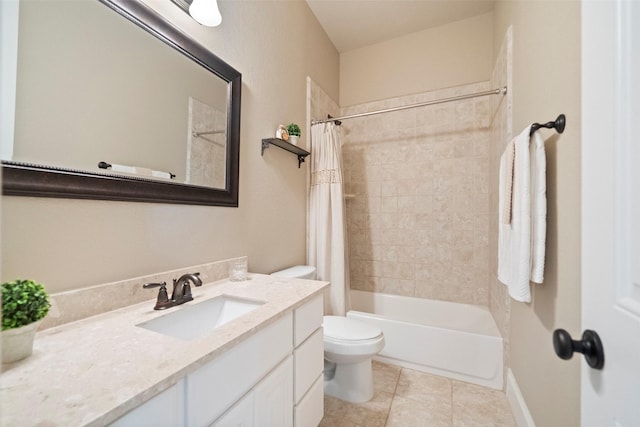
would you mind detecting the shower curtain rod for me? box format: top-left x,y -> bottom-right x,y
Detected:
192,130 -> 225,137
192,130 -> 226,147
311,86 -> 507,126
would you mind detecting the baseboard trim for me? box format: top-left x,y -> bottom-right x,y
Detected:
506,369 -> 536,427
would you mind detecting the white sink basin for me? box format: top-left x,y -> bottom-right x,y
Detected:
137,295 -> 265,341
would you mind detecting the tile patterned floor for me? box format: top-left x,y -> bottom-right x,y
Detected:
319,361 -> 516,427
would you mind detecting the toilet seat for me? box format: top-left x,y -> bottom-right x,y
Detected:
323,316 -> 384,357
323,316 -> 382,341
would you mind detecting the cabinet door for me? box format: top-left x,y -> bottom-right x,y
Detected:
187,313 -> 293,426
210,392 -> 254,427
254,355 -> 293,427
294,375 -> 324,427
111,380 -> 184,427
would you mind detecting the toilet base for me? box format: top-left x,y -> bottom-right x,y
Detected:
323,358 -> 374,403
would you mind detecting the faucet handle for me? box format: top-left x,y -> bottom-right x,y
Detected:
143,282 -> 172,310
142,282 -> 165,289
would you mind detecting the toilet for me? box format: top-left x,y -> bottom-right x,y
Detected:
271,265 -> 385,403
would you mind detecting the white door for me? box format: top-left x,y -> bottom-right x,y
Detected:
582,0 -> 640,425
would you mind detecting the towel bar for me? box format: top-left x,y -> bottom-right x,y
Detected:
530,114 -> 566,136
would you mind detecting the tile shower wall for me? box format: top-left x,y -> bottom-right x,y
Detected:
341,82 -> 491,305
489,27 -> 513,387
307,76 -> 340,143
186,97 -> 227,188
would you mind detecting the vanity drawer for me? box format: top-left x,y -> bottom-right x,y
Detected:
294,327 -> 324,404
294,375 -> 324,427
294,295 -> 323,346
187,313 -> 293,427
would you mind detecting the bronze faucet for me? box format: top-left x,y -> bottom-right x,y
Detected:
143,272 -> 202,310
171,272 -> 202,303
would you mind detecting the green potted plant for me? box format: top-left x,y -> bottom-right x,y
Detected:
286,123 -> 301,146
1,279 -> 50,363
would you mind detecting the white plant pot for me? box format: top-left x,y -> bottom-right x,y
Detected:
289,135 -> 299,146
1,320 -> 42,364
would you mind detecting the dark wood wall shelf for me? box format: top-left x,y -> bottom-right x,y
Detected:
261,138 -> 310,168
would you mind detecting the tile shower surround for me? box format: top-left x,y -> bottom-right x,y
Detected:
341,82 -> 492,305
308,77 -> 340,139
187,97 -> 227,188
489,27 -> 513,388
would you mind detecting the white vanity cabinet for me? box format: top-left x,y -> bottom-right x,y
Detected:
111,380 -> 185,427
212,294 -> 324,427
212,355 -> 293,427
292,295 -> 324,427
189,313 -> 293,426
112,294 -> 324,427
112,314 -> 293,427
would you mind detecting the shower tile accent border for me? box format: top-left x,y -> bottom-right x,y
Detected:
40,257 -> 247,330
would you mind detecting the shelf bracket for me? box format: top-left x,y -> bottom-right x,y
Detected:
261,138 -> 310,168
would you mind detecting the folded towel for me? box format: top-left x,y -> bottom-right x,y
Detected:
107,163 -> 138,175
101,162 -> 174,180
529,131 -> 547,283
150,169 -> 174,180
498,126 -> 547,302
500,140 -> 515,224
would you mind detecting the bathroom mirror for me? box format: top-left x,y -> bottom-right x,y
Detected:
1,0 -> 241,206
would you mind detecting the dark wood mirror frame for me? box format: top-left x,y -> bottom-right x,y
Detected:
2,0 -> 241,207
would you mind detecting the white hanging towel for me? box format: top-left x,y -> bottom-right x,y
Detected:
102,162 -> 174,180
498,126 -> 547,302
529,131 -> 547,283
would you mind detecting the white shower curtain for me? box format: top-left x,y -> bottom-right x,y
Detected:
308,123 -> 350,316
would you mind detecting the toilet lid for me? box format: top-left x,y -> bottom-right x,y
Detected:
323,316 -> 382,341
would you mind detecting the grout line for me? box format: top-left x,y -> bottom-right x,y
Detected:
451,377 -> 455,426
383,367 -> 403,426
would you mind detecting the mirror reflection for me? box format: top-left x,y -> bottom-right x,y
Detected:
4,0 -> 229,189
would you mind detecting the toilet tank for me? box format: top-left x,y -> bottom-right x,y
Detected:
270,265 -> 316,280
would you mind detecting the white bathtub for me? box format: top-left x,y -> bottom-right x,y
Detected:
348,290 -> 503,390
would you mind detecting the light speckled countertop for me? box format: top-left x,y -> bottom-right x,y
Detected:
0,274 -> 328,427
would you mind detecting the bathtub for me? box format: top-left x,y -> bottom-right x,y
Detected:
347,290 -> 503,390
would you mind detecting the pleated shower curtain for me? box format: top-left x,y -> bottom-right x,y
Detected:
308,123 -> 350,316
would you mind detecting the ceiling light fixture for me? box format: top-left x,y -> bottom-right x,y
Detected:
170,0 -> 222,27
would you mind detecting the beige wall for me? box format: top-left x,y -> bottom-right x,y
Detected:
1,0 -> 339,293
340,12 -> 493,107
493,2 -> 582,426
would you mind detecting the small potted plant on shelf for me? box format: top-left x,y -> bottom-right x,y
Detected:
286,123 -> 301,146
1,279 -> 50,363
